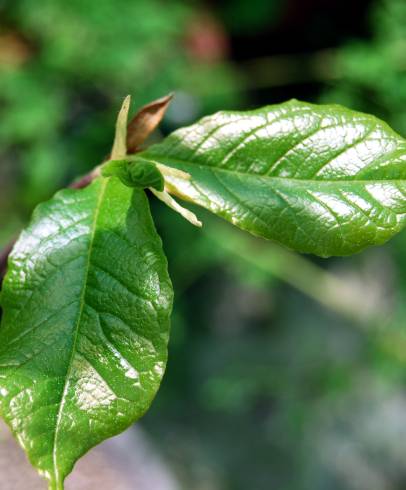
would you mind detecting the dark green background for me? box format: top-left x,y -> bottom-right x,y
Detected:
2,0 -> 406,488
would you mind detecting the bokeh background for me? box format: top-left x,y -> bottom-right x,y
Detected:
2,0 -> 406,489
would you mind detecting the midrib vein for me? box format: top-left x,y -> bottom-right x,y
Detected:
144,154 -> 406,185
51,178 -> 108,487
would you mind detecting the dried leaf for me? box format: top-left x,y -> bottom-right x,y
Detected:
127,94 -> 173,153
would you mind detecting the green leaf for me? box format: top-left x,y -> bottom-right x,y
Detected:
102,158 -> 165,191
139,99 -> 406,257
0,176 -> 173,489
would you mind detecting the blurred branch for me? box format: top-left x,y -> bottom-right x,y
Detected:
205,223 -> 406,367
239,49 -> 341,90
188,50 -> 342,99
206,223 -> 379,326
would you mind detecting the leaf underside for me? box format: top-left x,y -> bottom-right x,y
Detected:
0,177 -> 173,489
141,99 -> 406,257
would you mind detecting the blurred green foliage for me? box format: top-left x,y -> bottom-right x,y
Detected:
219,0 -> 283,33
3,0 -> 406,489
322,0 -> 406,134
0,0 -> 241,230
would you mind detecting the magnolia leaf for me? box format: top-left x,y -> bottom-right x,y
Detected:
140,99 -> 406,257
0,176 -> 173,489
102,159 -> 165,191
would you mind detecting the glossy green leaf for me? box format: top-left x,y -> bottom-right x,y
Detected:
102,158 -> 165,191
0,176 -> 173,489
140,99 -> 406,257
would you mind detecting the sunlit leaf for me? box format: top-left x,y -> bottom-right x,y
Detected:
140,99 -> 406,256
0,177 -> 173,489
